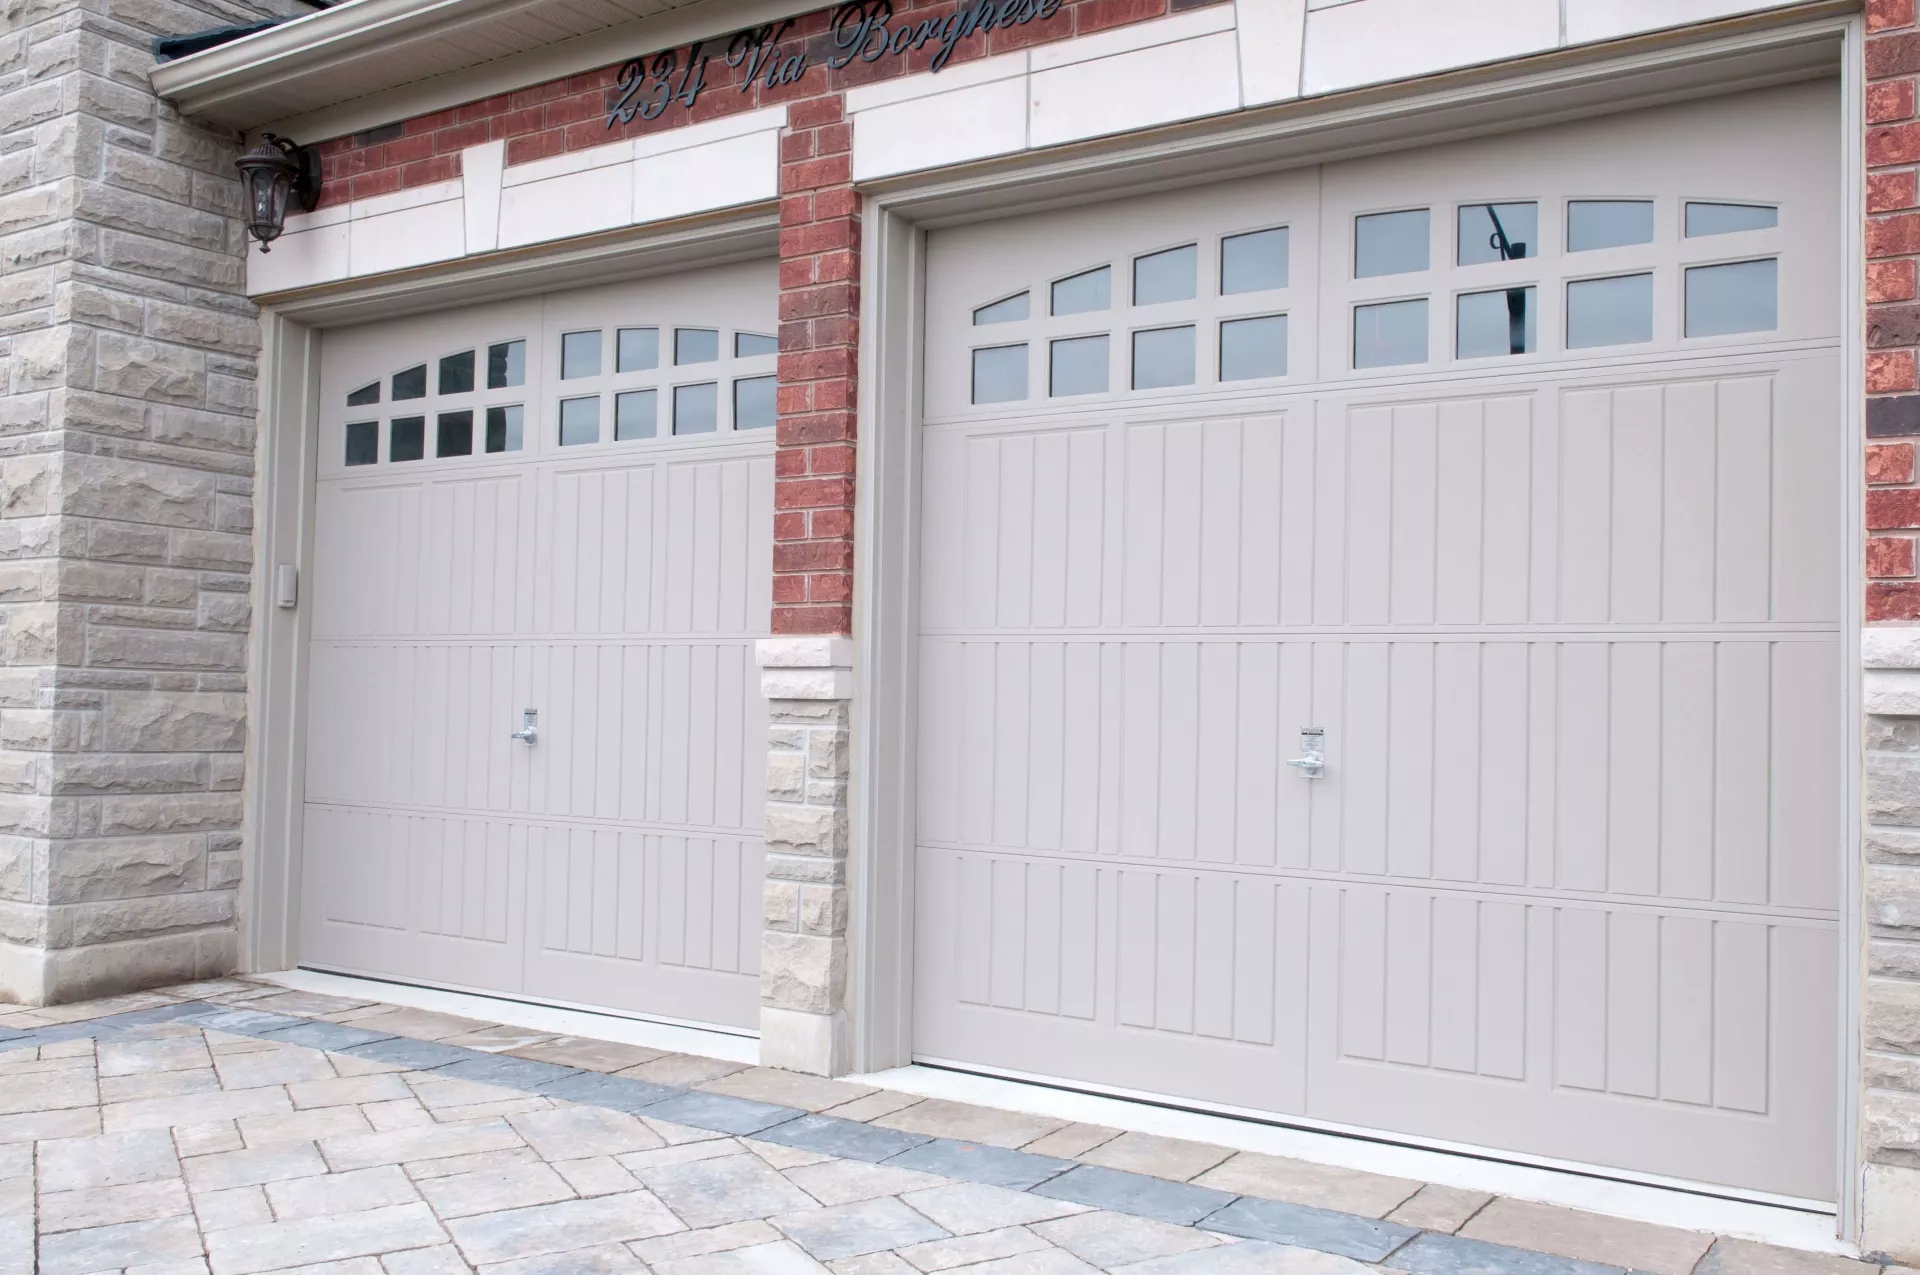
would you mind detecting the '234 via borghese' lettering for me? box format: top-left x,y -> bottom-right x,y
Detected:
606,0 -> 1066,128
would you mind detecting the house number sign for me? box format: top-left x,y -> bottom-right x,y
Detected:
606,0 -> 1067,128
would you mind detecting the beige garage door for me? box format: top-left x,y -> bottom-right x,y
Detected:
913,83 -> 1841,1199
302,262 -> 777,1031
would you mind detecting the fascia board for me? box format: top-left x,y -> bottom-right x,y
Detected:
152,0 -> 813,135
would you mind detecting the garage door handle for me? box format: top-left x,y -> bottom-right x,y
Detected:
1285,727 -> 1324,778
510,709 -> 538,745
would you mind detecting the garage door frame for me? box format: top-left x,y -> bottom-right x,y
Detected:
242,211 -> 781,1008
847,9 -> 1865,1224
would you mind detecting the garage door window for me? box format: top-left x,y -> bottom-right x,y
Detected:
344,337 -> 532,465
1567,200 -> 1653,251
550,324 -> 776,439
963,225 -> 1295,406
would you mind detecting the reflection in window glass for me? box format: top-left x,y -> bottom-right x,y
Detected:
1568,200 -> 1653,252
1685,258 -> 1778,338
1353,299 -> 1428,368
1132,326 -> 1195,389
392,365 -> 427,401
1222,228 -> 1288,295
735,332 -> 779,358
1355,209 -> 1430,278
487,341 -> 525,389
345,421 -> 378,465
675,329 -> 719,365
674,382 -> 718,433
436,410 -> 473,457
617,328 -> 659,373
615,389 -> 656,440
1052,267 -> 1110,316
1457,203 -> 1537,265
973,293 -> 1030,325
1051,335 -> 1109,396
347,383 -> 379,407
1220,315 -> 1287,380
735,376 -> 777,430
559,396 -> 599,445
1685,202 -> 1778,237
485,405 -> 523,453
390,416 -> 425,461
438,350 -> 475,395
1566,273 -> 1654,348
1457,287 -> 1538,358
1134,245 -> 1197,306
561,331 -> 601,379
972,345 -> 1027,405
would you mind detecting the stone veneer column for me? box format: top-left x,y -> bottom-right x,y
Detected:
757,637 -> 854,1074
757,94 -> 860,1074
0,0 -> 297,1003
1862,631 -> 1920,1262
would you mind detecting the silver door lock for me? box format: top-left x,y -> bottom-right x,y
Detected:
509,709 -> 538,745
1286,727 -> 1325,778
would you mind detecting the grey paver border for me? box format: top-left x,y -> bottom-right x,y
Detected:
0,996 -> 1680,1275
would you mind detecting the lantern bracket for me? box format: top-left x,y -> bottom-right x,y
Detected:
271,134 -> 322,213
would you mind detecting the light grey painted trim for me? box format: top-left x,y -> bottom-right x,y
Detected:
244,207 -> 780,981
152,0 -> 812,135
847,9 -> 1857,1204
243,310 -> 321,974
849,206 -> 926,1073
1836,11 -> 1866,1245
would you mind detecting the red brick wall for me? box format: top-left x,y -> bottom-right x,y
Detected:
310,0 -> 1194,633
1869,0 -> 1920,620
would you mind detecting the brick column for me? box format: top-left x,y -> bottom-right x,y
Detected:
1861,2 -> 1920,1261
756,97 -> 860,1073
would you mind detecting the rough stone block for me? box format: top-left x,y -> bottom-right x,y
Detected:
91,332 -> 204,406
50,752 -> 204,794
1874,865 -> 1920,936
97,792 -> 240,835
101,147 -> 188,203
52,888 -> 232,944
54,278 -> 142,332
763,879 -> 798,930
46,834 -> 201,902
47,386 -> 145,435
168,528 -> 249,570
1871,753 -> 1920,825
798,884 -> 845,937
88,625 -> 243,671
765,803 -> 845,858
761,931 -> 845,1014
765,751 -> 804,802
1864,1161 -> 1920,1264
1869,1086 -> 1920,1164
1871,978 -> 1920,1056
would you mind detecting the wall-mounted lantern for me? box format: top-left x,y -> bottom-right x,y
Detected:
234,133 -> 321,252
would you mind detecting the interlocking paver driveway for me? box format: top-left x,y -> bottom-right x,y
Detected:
0,978 -> 1899,1275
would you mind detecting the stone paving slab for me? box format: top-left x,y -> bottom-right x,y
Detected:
0,979 -> 1894,1275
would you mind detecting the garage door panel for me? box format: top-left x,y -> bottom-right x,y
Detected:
1311,893 -> 1834,1197
302,805 -> 525,991
917,87 -> 1840,1197
523,829 -> 762,1027
304,264 -> 775,1028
